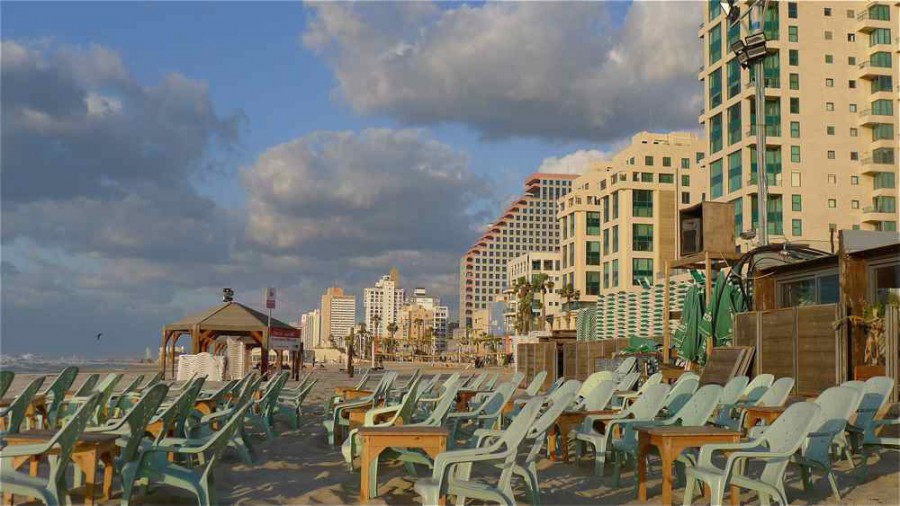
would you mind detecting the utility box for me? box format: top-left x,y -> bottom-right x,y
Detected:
678,202 -> 736,257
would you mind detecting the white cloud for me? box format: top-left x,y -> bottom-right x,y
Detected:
537,149 -> 610,175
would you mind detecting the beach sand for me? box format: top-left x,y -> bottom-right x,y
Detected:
4,363 -> 898,505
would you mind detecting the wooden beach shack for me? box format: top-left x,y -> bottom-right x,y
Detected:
160,301 -> 298,379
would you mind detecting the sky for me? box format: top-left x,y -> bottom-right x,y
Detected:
1,1 -> 703,357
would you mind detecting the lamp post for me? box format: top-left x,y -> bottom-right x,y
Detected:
723,0 -> 772,246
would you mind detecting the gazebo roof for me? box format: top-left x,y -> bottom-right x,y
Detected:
164,301 -> 294,333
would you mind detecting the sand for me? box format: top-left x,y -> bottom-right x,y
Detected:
3,363 -> 899,505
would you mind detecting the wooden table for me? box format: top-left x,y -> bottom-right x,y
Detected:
4,430 -> 118,506
742,405 -> 787,430
0,394 -> 48,430
547,409 -> 620,462
358,426 -> 448,503
455,389 -> 490,411
637,425 -> 741,506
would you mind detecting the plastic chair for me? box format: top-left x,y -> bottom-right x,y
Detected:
108,374 -> 146,417
742,373 -> 774,404
0,370 -> 14,398
858,408 -> 900,481
72,374 -> 100,397
737,377 -> 795,429
612,384 -> 723,494
152,376 -> 207,443
573,383 -> 671,480
40,366 -> 79,429
63,373 -> 122,425
186,375 -> 261,465
325,371 -> 396,445
247,372 -> 288,440
674,371 -> 700,387
661,377 -> 700,417
613,357 -> 638,383
710,376 -> 749,426
616,371 -> 641,392
846,376 -> 895,454
614,372 -> 662,408
277,377 -> 318,429
682,401 -> 821,506
414,398 -> 544,506
342,376 -> 422,469
524,371 -> 548,396
446,381 -> 516,447
0,376 -> 46,434
0,393 -> 100,506
576,371 -> 614,403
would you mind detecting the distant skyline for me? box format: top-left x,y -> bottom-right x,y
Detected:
1,1 -> 702,356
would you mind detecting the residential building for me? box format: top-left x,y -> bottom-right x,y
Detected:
699,1 -> 898,249
408,287 -> 450,351
556,132 -> 707,321
459,173 -> 576,328
363,270 -> 405,340
397,303 -> 435,353
320,286 -> 356,346
504,251 -> 563,332
299,309 -> 321,349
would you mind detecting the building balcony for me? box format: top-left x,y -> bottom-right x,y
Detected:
858,109 -> 882,127
871,137 -> 899,151
857,61 -> 892,80
856,9 -> 893,33
873,187 -> 897,198
861,206 -> 896,223
861,158 -> 897,174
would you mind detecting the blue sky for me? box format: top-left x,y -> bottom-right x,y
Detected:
1,1 -> 701,356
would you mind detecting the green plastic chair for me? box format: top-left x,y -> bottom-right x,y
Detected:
674,371 -> 700,387
611,384 -> 723,495
414,398 -> 544,506
0,370 -> 14,398
0,376 -> 46,434
108,374 -> 146,417
417,373 -> 462,416
787,386 -> 858,500
482,373 -> 500,390
324,372 -> 396,445
126,399 -> 254,506
325,370 -> 372,414
39,366 -> 79,429
137,372 -> 164,392
573,383 -> 670,480
341,376 -> 422,469
682,401 -> 821,506
186,375 -> 261,465
72,374 -> 100,397
612,357 -> 638,383
616,372 -> 641,392
154,376 -> 207,442
572,372 -> 614,409
470,372 -> 523,410
63,373 -> 122,425
277,377 -> 318,429
0,393 -> 100,506
247,372 -> 289,439
710,375 -> 749,426
463,372 -> 489,390
446,381 -> 516,448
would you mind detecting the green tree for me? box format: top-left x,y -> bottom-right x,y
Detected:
531,273 -> 554,331
556,283 -> 581,330
386,321 -> 399,356
513,276 -> 535,335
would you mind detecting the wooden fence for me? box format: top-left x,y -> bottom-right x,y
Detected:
886,305 -> 899,402
517,338 -> 630,388
733,304 -> 842,396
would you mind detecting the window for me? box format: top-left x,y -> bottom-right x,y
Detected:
696,152 -> 704,163
733,198 -> 743,238
788,26 -> 798,42
682,175 -> 690,187
645,156 -> 654,166
850,127 -> 858,137
792,219 -> 802,236
847,33 -> 855,42
851,176 -> 859,185
871,76 -> 893,93
633,224 -> 653,252
708,0 -> 721,20
872,99 -> 893,116
870,28 -> 892,46
640,172 -> 653,183
633,190 -> 653,218
659,173 -> 674,184
871,52 -> 892,68
709,113 -> 723,154
710,159 -> 724,198
849,80 -> 856,89
851,151 -> 859,161
727,103 -> 741,145
663,156 -> 672,167
846,9 -> 855,18
709,68 -> 722,108
788,2 -> 797,18
827,150 -> 836,159
828,199 -> 837,208
681,158 -> 690,169
603,262 -> 609,289
824,7 -> 831,16
825,54 -> 833,64
852,200 -> 860,209
777,271 -> 840,308
791,171 -> 801,187
825,78 -> 834,87
585,272 -> 600,296
874,148 -> 895,164
682,192 -> 691,204
612,225 -> 619,253
750,145 -> 782,187
826,126 -> 835,135
603,228 -> 609,255
874,172 -> 896,189
790,98 -> 800,114
869,4 -> 891,21
826,102 -> 834,111
790,121 -> 800,138
789,73 -> 800,90
727,59 -> 741,98
632,259 -> 653,287
791,145 -> 801,163
709,23 -> 722,64
824,31 -> 833,40
586,212 -> 600,235
849,103 -> 857,112
848,56 -> 856,65
764,6 -> 779,40
828,174 -> 837,184
727,17 -> 741,48
728,150 -> 742,193
791,194 -> 802,211
789,49 -> 799,66
873,124 -> 895,141
612,192 -> 619,219
586,241 -> 601,265
874,196 -> 897,213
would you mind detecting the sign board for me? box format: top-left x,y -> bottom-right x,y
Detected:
265,287 -> 277,309
269,326 -> 300,351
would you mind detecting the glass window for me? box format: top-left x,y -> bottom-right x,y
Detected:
790,97 -> 800,114
827,126 -> 835,135
709,113 -> 723,154
603,262 -> 609,289
873,148 -> 895,165
789,73 -> 800,90
870,28 -> 892,46
851,176 -> 859,185
792,219 -> 802,236
585,272 -> 600,296
751,194 -> 784,235
788,2 -> 797,18
612,192 -> 619,220
709,68 -> 722,109
824,31 -> 833,40
728,150 -> 742,193
824,7 -> 831,16
826,102 -> 834,111
825,54 -> 833,64
869,4 -> 891,21
708,0 -> 721,20
633,224 -> 654,252
828,199 -> 837,208
682,175 -> 690,187
586,212 -> 601,235
788,25 -> 798,42
663,156 -> 672,167
827,150 -> 836,159
681,158 -> 690,169
709,23 -> 722,65
727,59 -> 741,98
874,196 -> 897,213
710,159 -> 724,198
611,259 -> 619,287
825,78 -> 834,87
852,200 -> 860,209
750,145 -> 782,186
789,49 -> 799,66
645,156 -> 654,166
871,75 -> 893,93
764,5 -> 779,40
873,123 -> 895,141
612,225 -> 619,253
791,194 -> 802,211
850,127 -> 858,137
778,273 -> 840,308
791,145 -> 801,163
632,259 -> 653,287
586,241 -> 601,266
727,18 -> 740,48
872,99 -> 893,116
762,53 -> 780,88
632,190 -> 653,218
871,52 -> 892,68
790,121 -> 800,138
727,103 -> 741,145
733,197 -> 743,238
603,228 -> 609,255
659,173 -> 674,184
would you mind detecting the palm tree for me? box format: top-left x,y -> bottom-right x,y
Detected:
370,314 -> 382,367
531,273 -> 554,331
386,321 -> 399,357
557,283 -> 581,330
413,317 -> 425,354
513,276 -> 535,335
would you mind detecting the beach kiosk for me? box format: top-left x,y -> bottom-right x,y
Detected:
161,301 -> 299,379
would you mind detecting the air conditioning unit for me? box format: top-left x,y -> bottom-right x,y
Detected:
681,218 -> 703,255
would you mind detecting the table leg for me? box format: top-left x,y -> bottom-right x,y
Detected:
360,437 -> 372,503
558,420 -> 574,462
660,440 -> 674,506
637,433 -> 650,501
548,426 -> 559,462
73,450 -> 99,506
101,450 -> 115,499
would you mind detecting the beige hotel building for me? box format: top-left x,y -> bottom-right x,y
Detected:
556,132 -> 707,312
699,0 -> 898,249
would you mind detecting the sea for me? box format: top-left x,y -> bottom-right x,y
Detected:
0,353 -> 146,374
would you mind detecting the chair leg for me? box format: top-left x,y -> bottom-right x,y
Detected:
682,476 -> 697,506
800,465 -> 811,492
708,479 -> 725,506
826,470 -> 841,500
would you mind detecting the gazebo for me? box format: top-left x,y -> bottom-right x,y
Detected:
161,301 -> 297,378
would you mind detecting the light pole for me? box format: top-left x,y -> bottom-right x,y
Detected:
723,0 -> 772,246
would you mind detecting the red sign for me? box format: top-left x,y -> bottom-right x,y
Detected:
265,287 -> 276,309
270,327 -> 300,338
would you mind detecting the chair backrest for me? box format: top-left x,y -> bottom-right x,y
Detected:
642,372 -> 663,388
390,376 -> 423,425
582,380 -> 617,411
94,373 -> 124,422
669,384 -> 722,426
756,402 -> 821,486
141,371 -> 164,390
758,377 -> 794,407
664,377 -> 700,414
525,371 -> 548,396
119,374 -> 145,396
674,372 -> 700,387
623,383 -> 671,421
117,384 -> 170,465
155,376 -> 206,442
483,373 -> 501,390
4,375 -> 46,433
465,372 -> 488,389
43,366 -> 80,426
616,372 -> 641,392
579,371 -> 613,398
353,370 -> 371,391
259,372 -> 289,418
441,373 -> 461,394
862,376 -> 895,413
197,398 -> 255,479
614,357 -> 638,381
48,393 -> 101,487
73,374 -> 100,396
803,386 -> 857,465
477,381 -> 516,416
0,370 -> 14,398
719,376 -> 750,405
743,373 -> 774,402
509,371 -> 525,390
421,381 -> 461,426
546,376 -> 566,395
528,380 -> 581,438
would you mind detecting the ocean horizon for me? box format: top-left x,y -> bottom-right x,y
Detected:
0,353 -> 148,374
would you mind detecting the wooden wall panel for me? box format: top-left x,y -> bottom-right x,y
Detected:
758,308 -> 795,381
796,305 -> 838,396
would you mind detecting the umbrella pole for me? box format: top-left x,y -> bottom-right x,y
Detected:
704,252 -> 714,360
663,260 -> 671,363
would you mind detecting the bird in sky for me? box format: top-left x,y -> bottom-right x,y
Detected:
96,333 -> 103,341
